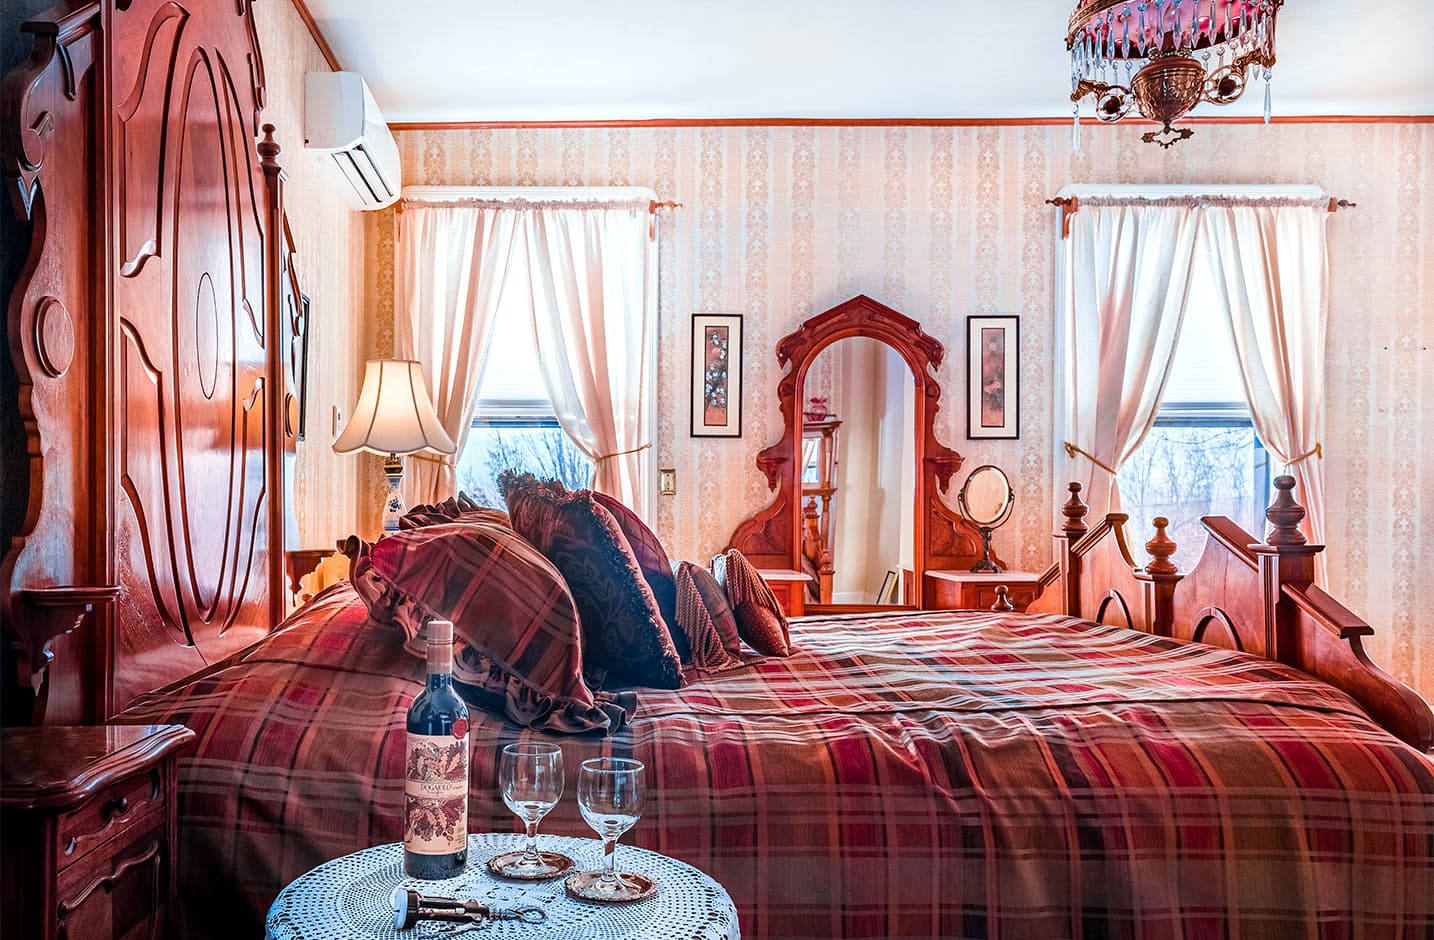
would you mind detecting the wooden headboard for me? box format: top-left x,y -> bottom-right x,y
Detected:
1,0 -> 302,724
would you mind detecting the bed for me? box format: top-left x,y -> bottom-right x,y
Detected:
4,4 -> 1433,939
116,580 -> 1434,939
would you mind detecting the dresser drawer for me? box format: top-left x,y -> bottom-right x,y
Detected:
57,766 -> 164,870
55,822 -> 168,940
969,582 -> 1039,612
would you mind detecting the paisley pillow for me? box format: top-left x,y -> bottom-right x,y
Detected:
712,549 -> 792,657
502,473 -> 684,690
591,492 -> 680,655
352,523 -> 633,733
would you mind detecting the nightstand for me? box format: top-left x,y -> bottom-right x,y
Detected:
926,570 -> 1042,612
1,724 -> 194,940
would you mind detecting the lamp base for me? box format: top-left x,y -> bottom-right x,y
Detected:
381,454 -> 405,533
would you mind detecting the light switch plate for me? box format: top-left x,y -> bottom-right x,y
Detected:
658,468 -> 677,496
332,404 -> 344,438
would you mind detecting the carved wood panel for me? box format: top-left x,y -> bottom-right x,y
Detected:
107,0 -> 273,710
2,0 -> 291,721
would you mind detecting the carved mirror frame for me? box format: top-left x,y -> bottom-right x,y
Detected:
726,294 -> 1003,609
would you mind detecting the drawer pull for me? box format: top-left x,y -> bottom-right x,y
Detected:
103,795 -> 131,819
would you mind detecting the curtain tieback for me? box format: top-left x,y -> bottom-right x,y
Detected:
592,443 -> 652,464
1286,442 -> 1323,466
589,443 -> 652,488
1063,442 -> 1118,476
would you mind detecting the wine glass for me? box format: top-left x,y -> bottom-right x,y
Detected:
489,742 -> 572,879
566,757 -> 650,902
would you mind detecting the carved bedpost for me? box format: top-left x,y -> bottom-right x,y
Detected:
1251,476 -> 1321,667
1134,517 -> 1182,637
259,124 -> 289,631
1055,482 -> 1089,616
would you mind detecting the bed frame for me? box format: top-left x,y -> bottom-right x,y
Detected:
1025,478 -> 1433,752
1,0 -> 303,725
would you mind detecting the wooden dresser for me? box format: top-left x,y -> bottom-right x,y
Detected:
926,570 -> 1042,612
1,724 -> 195,940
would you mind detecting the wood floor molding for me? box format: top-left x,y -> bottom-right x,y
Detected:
388,114 -> 1434,132
289,0 -> 341,71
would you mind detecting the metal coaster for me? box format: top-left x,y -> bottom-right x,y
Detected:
564,870 -> 659,904
485,850 -> 576,881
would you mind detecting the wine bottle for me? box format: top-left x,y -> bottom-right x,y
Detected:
403,619 -> 470,879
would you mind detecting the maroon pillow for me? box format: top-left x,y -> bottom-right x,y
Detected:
399,494 -> 510,531
591,492 -> 679,653
353,523 -> 634,733
501,473 -> 684,690
672,562 -> 744,674
712,549 -> 792,656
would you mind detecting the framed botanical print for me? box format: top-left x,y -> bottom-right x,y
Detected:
690,313 -> 743,437
966,315 -> 1019,439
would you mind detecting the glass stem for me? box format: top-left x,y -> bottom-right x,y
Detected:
601,836 -> 618,883
523,819 -> 540,861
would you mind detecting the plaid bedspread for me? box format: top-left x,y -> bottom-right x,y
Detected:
118,583 -> 1434,939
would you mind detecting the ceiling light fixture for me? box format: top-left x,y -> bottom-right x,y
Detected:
1067,0 -> 1282,148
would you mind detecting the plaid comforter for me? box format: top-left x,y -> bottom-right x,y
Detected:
119,583 -> 1434,939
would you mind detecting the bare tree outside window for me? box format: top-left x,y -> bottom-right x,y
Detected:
456,425 -> 592,508
1118,423 -> 1267,571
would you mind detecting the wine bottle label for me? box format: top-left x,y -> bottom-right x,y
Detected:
403,732 -> 469,855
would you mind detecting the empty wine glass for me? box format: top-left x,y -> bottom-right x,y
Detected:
488,742 -> 572,879
566,757 -> 651,902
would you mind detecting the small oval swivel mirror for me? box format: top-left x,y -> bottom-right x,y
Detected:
957,465 -> 1013,573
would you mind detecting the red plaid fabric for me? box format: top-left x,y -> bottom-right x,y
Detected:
713,548 -> 792,655
118,589 -> 1434,940
357,523 -> 628,734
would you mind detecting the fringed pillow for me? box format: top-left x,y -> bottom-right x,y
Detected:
712,549 -> 793,656
672,561 -> 745,674
591,492 -> 681,656
501,473 -> 684,690
352,523 -> 634,734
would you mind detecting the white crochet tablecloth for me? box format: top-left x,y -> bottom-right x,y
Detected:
265,832 -> 740,940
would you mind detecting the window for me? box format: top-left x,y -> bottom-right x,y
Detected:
1116,273 -> 1272,571
455,287 -> 590,507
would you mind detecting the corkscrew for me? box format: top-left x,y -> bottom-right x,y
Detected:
390,887 -> 547,930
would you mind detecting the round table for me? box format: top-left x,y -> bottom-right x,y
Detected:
265,833 -> 740,940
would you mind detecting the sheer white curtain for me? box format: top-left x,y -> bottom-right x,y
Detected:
394,203 -> 520,504
1059,202 -> 1203,519
521,201 -> 657,521
1201,203 -> 1329,547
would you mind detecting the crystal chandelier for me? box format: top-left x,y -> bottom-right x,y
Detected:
1067,0 -> 1282,148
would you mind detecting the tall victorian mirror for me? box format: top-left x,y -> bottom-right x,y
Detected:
727,295 -> 1000,613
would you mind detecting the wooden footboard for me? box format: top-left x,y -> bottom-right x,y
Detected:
1027,477 -> 1433,753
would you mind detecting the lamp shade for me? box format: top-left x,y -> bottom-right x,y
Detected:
333,359 -> 456,456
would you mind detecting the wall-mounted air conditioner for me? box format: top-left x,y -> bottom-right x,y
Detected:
304,71 -> 401,211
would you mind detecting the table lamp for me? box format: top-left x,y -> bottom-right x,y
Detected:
334,359 -> 456,532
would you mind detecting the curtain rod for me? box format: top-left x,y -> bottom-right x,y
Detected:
1044,194 -> 1356,238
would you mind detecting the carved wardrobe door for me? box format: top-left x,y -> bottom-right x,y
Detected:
107,0 -> 273,709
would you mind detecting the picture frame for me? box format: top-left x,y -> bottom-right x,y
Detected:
690,313 -> 743,438
966,315 -> 1019,439
878,569 -> 899,605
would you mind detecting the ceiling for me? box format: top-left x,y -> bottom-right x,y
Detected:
301,0 -> 1434,124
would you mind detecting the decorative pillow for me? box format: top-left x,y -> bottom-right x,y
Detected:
590,492 -> 680,654
712,549 -> 793,656
672,562 -> 745,674
353,523 -> 634,733
501,473 -> 684,689
399,493 -> 510,531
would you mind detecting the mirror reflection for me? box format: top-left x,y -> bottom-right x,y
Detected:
800,338 -> 916,606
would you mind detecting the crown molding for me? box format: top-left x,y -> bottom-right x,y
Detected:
388,114 -> 1434,132
289,0 -> 341,72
